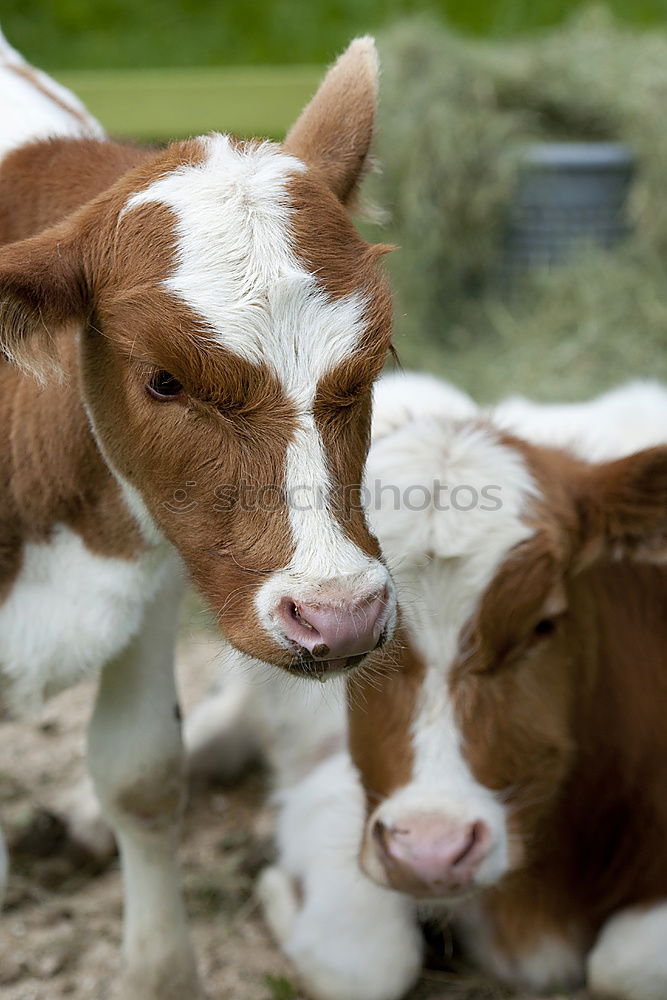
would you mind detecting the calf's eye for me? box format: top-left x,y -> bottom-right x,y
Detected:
534,618 -> 556,637
147,371 -> 184,401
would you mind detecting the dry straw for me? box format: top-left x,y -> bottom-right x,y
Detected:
370,6 -> 667,401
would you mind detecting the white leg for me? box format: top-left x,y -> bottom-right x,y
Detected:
588,901 -> 667,1000
62,644 -> 259,865
261,753 -> 422,1000
87,574 -> 201,1000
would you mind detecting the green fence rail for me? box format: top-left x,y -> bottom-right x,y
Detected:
56,66 -> 323,142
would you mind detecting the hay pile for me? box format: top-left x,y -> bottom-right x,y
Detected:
370,6 -> 667,401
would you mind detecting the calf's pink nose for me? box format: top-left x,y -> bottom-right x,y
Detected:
373,813 -> 490,897
278,588 -> 387,666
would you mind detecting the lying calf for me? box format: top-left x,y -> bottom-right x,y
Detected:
188,374 -> 667,1000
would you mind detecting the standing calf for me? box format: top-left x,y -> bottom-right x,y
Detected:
0,30 -> 397,998
200,375 -> 667,1000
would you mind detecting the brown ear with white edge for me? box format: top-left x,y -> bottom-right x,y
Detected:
283,36 -> 379,207
0,217 -> 90,382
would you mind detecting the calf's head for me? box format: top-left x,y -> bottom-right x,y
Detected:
0,39 -> 396,673
351,415 -> 667,899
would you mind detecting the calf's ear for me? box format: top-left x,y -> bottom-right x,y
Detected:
0,219 -> 90,382
283,36 -> 379,207
577,447 -> 667,563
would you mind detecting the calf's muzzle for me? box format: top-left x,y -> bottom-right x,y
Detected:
277,586 -> 389,672
370,812 -> 491,898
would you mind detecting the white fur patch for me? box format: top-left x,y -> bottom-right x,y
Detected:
493,379 -> 667,461
0,28 -> 103,162
372,371 -> 477,442
588,902 -> 667,1000
0,524 -> 175,715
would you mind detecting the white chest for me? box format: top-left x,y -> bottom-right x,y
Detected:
0,524 -> 173,715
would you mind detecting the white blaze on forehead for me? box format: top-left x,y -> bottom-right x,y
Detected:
122,133 -> 368,401
364,406 -> 539,883
0,28 -> 103,162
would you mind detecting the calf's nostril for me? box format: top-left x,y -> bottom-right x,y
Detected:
451,823 -> 478,867
291,603 -> 314,630
372,818 -> 388,847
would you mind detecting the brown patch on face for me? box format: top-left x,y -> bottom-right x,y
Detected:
80,301 -> 299,661
453,600 -> 577,865
348,622 -> 425,813
0,138 -> 208,382
288,172 -> 393,303
313,341 -> 393,560
314,385 -> 379,558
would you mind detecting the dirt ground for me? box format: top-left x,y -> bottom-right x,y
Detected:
0,616 -> 585,1000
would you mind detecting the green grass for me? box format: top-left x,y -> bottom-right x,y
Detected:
4,1 -> 667,72
56,66 -> 322,141
263,974 -> 299,1000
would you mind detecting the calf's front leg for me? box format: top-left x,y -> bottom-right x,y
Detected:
87,573 -> 201,1000
259,753 -> 422,1000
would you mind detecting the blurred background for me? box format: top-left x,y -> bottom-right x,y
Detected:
5,1 -> 667,399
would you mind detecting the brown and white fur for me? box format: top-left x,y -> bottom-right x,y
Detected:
0,30 -> 398,999
191,374 -> 667,1000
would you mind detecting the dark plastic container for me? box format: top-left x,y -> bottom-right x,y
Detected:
504,142 -> 635,272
